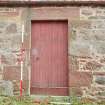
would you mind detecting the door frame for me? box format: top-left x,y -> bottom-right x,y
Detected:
24,7 -> 79,96
27,7 -> 73,96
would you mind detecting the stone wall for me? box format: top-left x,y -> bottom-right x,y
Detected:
70,7 -> 105,99
0,6 -> 105,99
0,7 -> 29,96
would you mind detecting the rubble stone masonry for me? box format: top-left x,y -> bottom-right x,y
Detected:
0,1 -> 105,100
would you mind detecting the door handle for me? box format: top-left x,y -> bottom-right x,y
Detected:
36,56 -> 40,61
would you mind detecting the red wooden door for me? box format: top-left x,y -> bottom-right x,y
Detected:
31,21 -> 68,96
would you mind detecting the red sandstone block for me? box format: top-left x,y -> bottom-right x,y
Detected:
70,87 -> 83,96
3,66 -> 21,80
3,66 -> 29,81
69,71 -> 92,87
93,72 -> 105,75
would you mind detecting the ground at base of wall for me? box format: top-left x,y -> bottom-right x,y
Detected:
71,96 -> 105,105
0,95 -> 105,105
0,96 -> 33,105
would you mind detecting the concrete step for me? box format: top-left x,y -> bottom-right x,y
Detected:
50,96 -> 70,102
50,102 -> 71,105
31,95 -> 71,103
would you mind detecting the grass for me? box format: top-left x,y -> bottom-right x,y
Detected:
0,95 -> 105,105
0,96 -> 34,105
